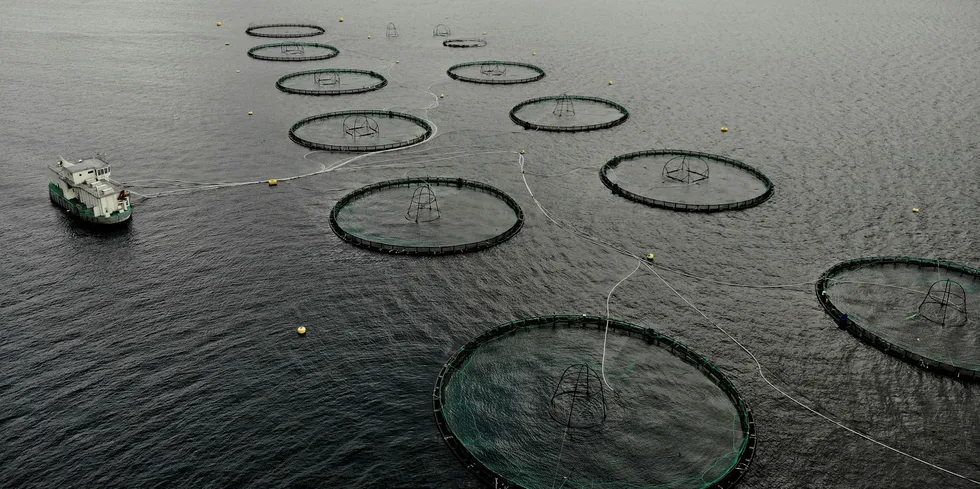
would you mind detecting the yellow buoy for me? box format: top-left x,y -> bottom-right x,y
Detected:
520,150 -> 526,155
721,126 -> 729,132
367,35 -> 372,39
532,52 -> 536,56
224,42 -> 230,46
608,80 -> 614,85
268,179 -> 278,186
338,17 -> 344,22
440,94 -> 445,98
646,253 -> 655,261
297,326 -> 307,335
248,111 -> 253,115
395,60 -> 400,64
912,207 -> 920,213
216,21 -> 222,27
236,70 -> 240,73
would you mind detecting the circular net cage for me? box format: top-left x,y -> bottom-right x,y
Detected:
276,69 -> 388,96
406,181 -> 441,223
510,95 -> 629,132
433,24 -> 452,37
548,364 -> 607,431
386,22 -> 398,38
817,257 -> 980,381
433,315 -> 756,489
289,110 -> 432,152
245,23 -> 325,38
442,38 -> 488,48
600,149 -> 774,212
343,114 -> 381,140
247,42 -> 339,62
330,177 -> 525,256
447,61 -> 546,85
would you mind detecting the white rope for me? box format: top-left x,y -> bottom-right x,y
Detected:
602,259 -> 641,391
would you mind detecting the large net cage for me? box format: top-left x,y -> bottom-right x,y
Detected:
245,23 -> 325,38
817,256 -> 980,381
433,24 -> 452,37
247,42 -> 339,62
276,69 -> 388,96
510,95 -> 629,132
446,61 -> 546,85
289,110 -> 432,152
433,315 -> 756,489
330,177 -> 524,256
600,149 -> 774,212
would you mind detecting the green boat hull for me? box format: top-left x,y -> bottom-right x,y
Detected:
49,183 -> 132,225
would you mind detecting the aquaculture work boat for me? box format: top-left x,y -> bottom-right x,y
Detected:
48,155 -> 132,225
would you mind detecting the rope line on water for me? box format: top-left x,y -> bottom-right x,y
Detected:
516,152 -> 980,485
602,259 -> 641,391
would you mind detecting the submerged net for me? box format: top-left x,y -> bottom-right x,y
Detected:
276,69 -> 388,96
330,177 -> 524,255
434,316 -> 756,489
600,150 -> 774,212
510,95 -> 629,132
818,257 -> 980,380
245,23 -> 325,38
289,110 -> 432,152
246,42 -> 339,62
447,61 -> 546,85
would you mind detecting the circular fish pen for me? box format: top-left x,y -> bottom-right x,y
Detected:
244,23 -> 325,38
510,95 -> 629,132
433,315 -> 756,489
442,38 -> 487,48
600,150 -> 774,212
288,110 -> 432,152
246,42 -> 339,62
446,61 -> 546,85
817,257 -> 980,381
276,69 -> 388,96
329,177 -> 524,255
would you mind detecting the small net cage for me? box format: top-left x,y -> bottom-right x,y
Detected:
548,364 -> 607,431
480,62 -> 508,77
662,154 -> 710,184
553,94 -> 575,117
405,181 -> 442,223
314,71 -> 341,86
343,114 -> 380,140
281,44 -> 305,55
918,279 -> 969,327
386,22 -> 398,38
433,24 -> 452,37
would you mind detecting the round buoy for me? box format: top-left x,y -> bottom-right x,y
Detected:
532,52 -> 536,56
483,32 -> 488,35
720,126 -> 729,132
367,35 -> 372,39
647,253 -> 655,261
216,21 -> 222,27
248,111 -> 253,115
912,208 -> 920,213
608,80 -> 614,85
236,70 -> 240,73
224,42 -> 230,46
297,326 -> 307,335
440,94 -> 445,98
338,17 -> 344,22
520,150 -> 526,155
395,60 -> 400,64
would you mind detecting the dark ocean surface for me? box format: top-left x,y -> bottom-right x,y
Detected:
1,0 -> 978,487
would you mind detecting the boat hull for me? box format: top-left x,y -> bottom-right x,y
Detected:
49,183 -> 132,225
